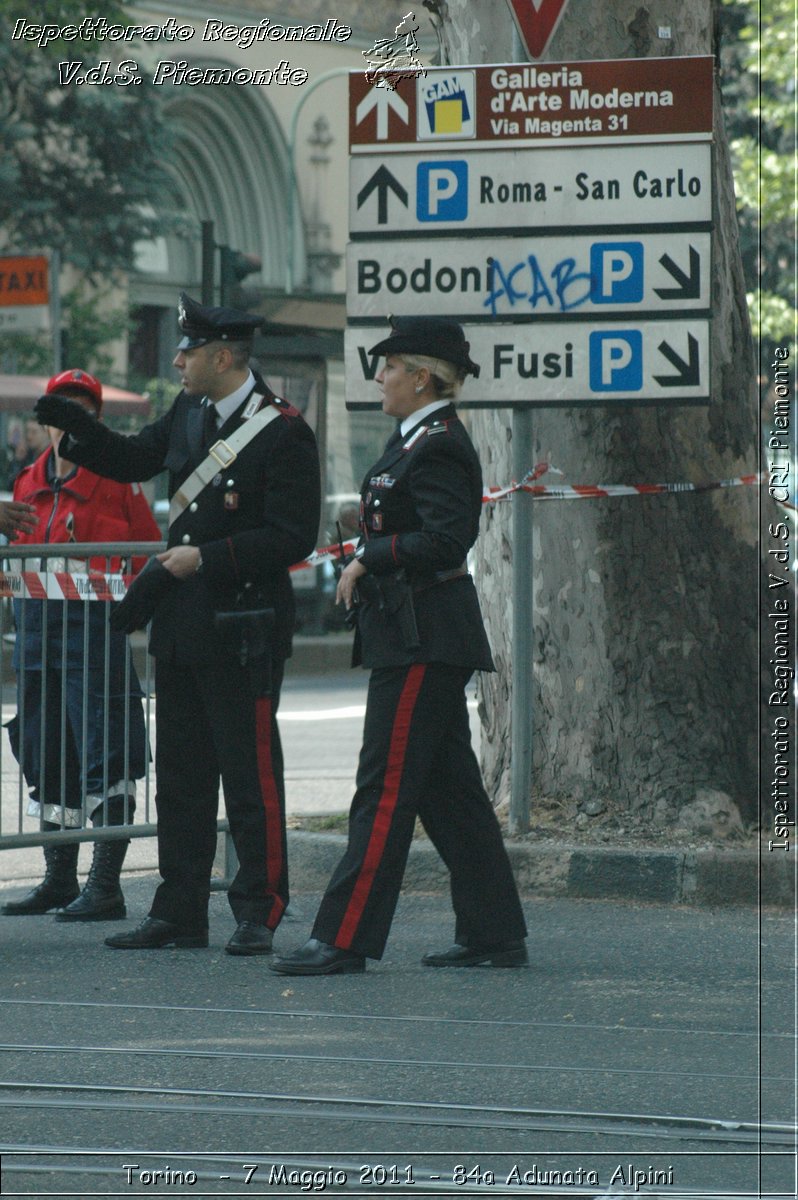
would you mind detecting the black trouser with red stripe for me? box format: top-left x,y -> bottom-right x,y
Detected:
312,662 -> 527,960
149,657 -> 287,932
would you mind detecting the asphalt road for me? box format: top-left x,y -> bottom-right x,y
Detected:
0,668 -> 794,1198
0,884 -> 793,1199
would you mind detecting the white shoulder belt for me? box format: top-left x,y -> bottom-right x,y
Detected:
168,397 -> 281,528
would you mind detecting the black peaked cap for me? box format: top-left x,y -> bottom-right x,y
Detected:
368,316 -> 480,378
177,291 -> 263,350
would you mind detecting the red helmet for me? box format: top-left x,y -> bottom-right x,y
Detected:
46,368 -> 103,413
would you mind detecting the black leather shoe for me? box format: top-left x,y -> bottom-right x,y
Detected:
225,921 -> 273,956
269,938 -> 365,976
105,916 -> 208,950
422,940 -> 528,968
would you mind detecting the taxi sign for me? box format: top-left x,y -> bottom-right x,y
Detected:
0,254 -> 50,332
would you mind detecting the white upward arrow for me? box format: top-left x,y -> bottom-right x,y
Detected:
355,86 -> 409,140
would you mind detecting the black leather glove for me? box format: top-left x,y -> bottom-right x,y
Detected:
35,393 -> 102,444
109,557 -> 177,633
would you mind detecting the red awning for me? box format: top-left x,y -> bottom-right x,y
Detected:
0,374 -> 150,416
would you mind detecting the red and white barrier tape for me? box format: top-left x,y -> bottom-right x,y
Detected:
0,569 -> 131,602
0,468 -> 763,599
483,464 -> 762,502
294,539 -> 358,571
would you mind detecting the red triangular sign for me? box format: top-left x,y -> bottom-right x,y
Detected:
506,0 -> 571,59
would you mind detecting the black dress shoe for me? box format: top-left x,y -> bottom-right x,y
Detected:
422,940 -> 528,968
105,916 -> 208,950
268,938 -> 365,976
225,921 -> 273,956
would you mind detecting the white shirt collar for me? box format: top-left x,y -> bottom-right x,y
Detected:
210,370 -> 256,425
400,399 -> 450,437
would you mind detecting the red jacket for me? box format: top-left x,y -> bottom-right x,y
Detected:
12,448 -> 161,570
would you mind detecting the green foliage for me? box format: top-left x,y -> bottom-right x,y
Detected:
720,0 -> 797,349
0,0 -> 176,277
140,377 -> 177,421
59,285 -> 132,376
0,285 -> 131,379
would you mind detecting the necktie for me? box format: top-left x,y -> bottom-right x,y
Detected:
384,424 -> 403,451
202,401 -> 219,449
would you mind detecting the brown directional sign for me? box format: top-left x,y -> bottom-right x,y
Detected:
349,56 -> 714,149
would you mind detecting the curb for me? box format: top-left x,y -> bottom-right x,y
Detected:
287,831 -> 795,907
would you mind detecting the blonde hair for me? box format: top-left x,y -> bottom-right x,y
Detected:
399,354 -> 464,400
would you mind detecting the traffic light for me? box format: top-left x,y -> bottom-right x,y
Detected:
219,245 -> 261,307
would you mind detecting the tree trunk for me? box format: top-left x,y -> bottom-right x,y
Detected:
441,0 -> 758,827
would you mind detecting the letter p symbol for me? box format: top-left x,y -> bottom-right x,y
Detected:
417,161 -> 468,221
590,242 -> 644,303
589,330 -> 643,391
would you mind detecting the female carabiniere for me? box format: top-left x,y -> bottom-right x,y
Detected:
271,317 -> 528,975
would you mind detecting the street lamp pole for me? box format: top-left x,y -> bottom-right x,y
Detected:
509,24 -> 533,835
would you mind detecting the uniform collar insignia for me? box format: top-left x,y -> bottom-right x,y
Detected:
402,424 -> 428,451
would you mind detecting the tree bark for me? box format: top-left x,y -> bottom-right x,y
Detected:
441,0 -> 758,826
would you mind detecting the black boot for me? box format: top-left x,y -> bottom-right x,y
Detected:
55,839 -> 128,921
2,841 -> 80,915
55,795 -> 133,922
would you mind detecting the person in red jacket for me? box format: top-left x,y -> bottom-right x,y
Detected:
1,369 -> 161,923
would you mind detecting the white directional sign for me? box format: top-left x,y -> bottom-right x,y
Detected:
345,320 -> 710,407
350,142 -> 712,234
347,57 -> 715,407
347,232 -> 711,319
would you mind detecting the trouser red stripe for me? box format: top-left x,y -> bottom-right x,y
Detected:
255,695 -> 284,927
336,663 -> 426,948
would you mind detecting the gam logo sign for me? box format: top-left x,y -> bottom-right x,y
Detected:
416,70 -> 476,141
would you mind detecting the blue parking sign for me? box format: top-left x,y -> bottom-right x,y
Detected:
417,161 -> 468,222
589,330 -> 643,391
590,242 -> 644,304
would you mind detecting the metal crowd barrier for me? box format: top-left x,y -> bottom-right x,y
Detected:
0,542 -> 233,886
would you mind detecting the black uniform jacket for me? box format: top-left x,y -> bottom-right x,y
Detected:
61,374 -> 321,666
353,404 -> 494,672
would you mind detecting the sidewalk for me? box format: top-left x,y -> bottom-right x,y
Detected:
1,803 -> 791,909
0,634 -> 791,909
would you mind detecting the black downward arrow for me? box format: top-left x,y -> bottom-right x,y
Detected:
654,246 -> 701,300
356,165 -> 408,225
654,333 -> 701,387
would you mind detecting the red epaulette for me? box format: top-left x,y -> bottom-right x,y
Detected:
271,396 -> 302,420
